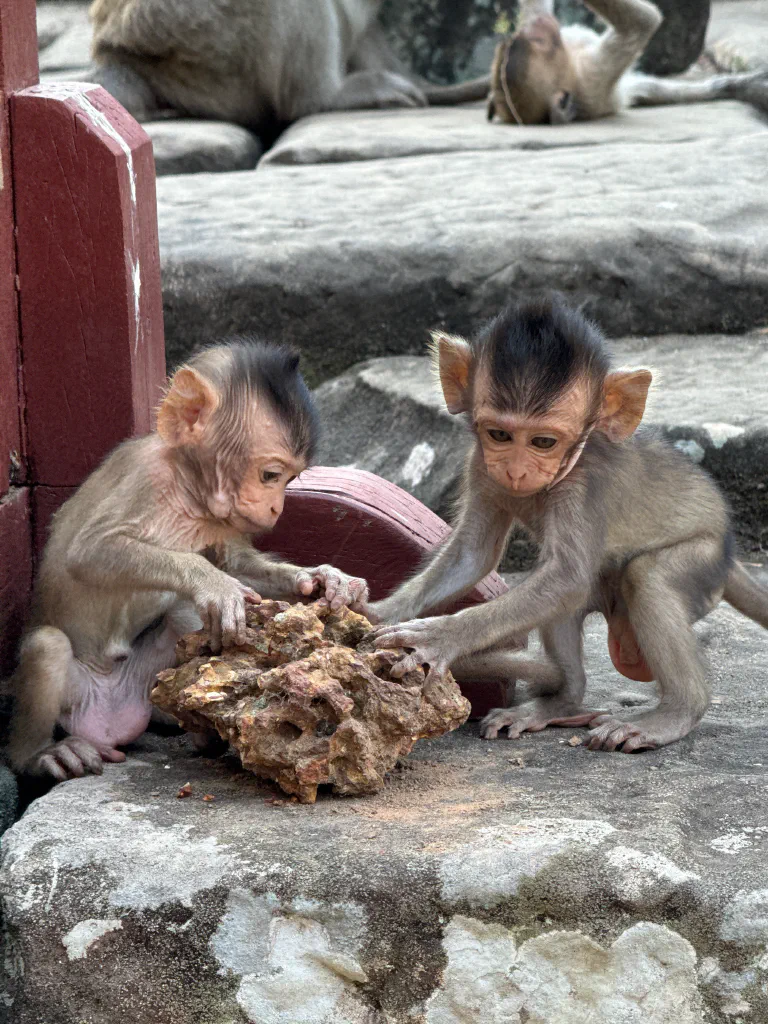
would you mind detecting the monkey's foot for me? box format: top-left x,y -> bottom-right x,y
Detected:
585,710 -> 696,753
480,699 -> 606,741
33,737 -> 126,782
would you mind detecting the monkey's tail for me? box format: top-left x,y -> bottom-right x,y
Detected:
724,561 -> 768,628
423,75 -> 491,106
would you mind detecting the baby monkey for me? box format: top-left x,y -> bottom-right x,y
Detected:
8,340 -> 368,781
371,298 -> 768,752
488,0 -> 768,125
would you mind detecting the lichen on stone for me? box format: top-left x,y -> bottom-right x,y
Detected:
151,600 -> 470,803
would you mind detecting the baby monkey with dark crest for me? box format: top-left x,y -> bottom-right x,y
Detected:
8,341 -> 368,782
371,298 -> 768,752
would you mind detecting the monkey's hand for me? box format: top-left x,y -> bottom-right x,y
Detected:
372,616 -> 459,680
193,573 -> 261,652
28,736 -> 126,782
294,565 -> 369,613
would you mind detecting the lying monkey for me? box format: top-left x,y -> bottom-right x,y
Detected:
488,0 -> 768,125
7,341 -> 368,781
88,0 -> 490,132
371,298 -> 768,753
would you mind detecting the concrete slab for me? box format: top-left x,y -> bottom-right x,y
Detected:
157,121 -> 768,381
262,101 -> 765,166
2,578 -> 768,1022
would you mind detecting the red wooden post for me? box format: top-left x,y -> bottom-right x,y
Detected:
0,0 -> 167,673
257,468 -> 520,716
0,0 -> 38,675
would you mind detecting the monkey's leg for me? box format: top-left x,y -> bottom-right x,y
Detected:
329,71 -> 428,111
7,627 -> 124,781
92,60 -> 163,122
585,541 -> 722,753
479,613 -> 605,740
626,70 -> 768,114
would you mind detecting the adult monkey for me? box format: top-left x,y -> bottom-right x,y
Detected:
88,0 -> 491,132
370,298 -> 768,753
7,340 -> 368,782
487,0 -> 768,125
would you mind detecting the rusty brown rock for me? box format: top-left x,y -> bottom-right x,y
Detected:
151,601 -> 470,803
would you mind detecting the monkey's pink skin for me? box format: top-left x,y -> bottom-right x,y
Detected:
607,622 -> 655,682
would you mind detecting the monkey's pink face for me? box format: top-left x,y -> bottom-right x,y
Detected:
208,412 -> 306,533
474,387 -> 588,497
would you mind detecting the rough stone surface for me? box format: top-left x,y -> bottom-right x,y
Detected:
37,2 -> 92,76
158,106 -> 768,380
144,121 -> 262,177
261,100 -> 759,166
151,600 -> 469,803
706,0 -> 768,72
0,765 -> 18,839
2,573 -> 768,1022
313,332 -> 768,551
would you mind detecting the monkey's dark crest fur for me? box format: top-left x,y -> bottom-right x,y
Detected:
372,298 -> 768,754
477,298 -> 610,418
202,339 -> 321,462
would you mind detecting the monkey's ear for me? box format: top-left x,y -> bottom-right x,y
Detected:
597,369 -> 653,442
429,332 -> 474,414
157,367 -> 219,446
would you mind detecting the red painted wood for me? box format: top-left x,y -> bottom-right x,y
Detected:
257,467 -> 520,714
0,0 -> 37,670
12,84 -> 166,490
0,489 -> 32,677
0,0 -> 37,501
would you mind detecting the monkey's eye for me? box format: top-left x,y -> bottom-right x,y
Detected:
488,429 -> 512,443
531,436 -> 557,450
261,470 -> 281,484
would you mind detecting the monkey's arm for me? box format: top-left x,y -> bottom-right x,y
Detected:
584,0 -> 663,92
219,538 -> 369,611
374,482 -> 603,670
67,530 -> 258,647
369,487 -> 514,624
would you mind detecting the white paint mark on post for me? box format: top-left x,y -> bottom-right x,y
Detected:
27,83 -> 143,353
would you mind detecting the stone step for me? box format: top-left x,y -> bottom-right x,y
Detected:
2,571 -> 767,1022
313,333 -> 768,555
157,103 -> 768,378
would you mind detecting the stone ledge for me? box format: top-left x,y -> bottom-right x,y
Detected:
2,592 -> 767,1022
261,101 -> 764,166
157,128 -> 768,379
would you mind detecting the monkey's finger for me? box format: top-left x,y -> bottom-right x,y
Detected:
389,653 -> 422,679
620,733 -> 657,753
38,753 -> 69,782
53,744 -> 88,778
207,606 -> 223,653
97,746 -> 126,763
242,588 -> 261,605
67,739 -> 107,774
547,712 -> 607,728
295,571 -> 316,596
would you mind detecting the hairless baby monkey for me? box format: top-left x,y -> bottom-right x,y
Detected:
370,298 -> 768,752
7,340 -> 368,782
